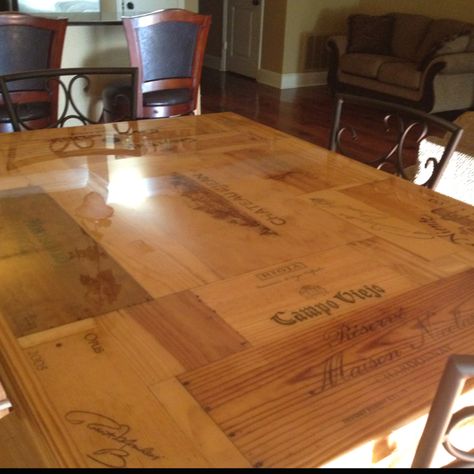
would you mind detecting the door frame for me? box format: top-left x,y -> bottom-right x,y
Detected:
221,0 -> 264,75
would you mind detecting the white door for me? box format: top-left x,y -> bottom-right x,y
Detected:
122,0 -> 184,16
226,0 -> 263,78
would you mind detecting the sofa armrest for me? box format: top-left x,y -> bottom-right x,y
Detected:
326,35 -> 348,93
427,52 -> 474,74
416,55 -> 471,112
326,35 -> 348,57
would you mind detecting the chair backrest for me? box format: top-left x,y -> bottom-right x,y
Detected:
412,354 -> 474,468
123,8 -> 211,118
328,93 -> 464,189
0,67 -> 138,131
0,12 -> 67,130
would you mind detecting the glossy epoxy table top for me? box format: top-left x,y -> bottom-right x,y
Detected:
0,113 -> 473,468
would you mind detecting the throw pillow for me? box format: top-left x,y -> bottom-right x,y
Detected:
347,14 -> 394,55
418,31 -> 471,70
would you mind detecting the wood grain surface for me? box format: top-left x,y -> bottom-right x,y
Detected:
0,187 -> 152,337
0,112 -> 472,468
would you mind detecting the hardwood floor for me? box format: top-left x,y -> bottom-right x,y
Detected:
200,68 -> 335,149
200,67 -> 417,168
200,67 -> 460,170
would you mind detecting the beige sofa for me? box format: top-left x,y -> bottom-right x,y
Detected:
327,13 -> 474,113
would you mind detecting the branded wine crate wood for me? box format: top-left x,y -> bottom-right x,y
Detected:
0,113 -> 472,468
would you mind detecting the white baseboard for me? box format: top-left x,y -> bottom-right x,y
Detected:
256,69 -> 282,88
257,69 -> 328,89
204,63 -> 328,89
204,54 -> 224,71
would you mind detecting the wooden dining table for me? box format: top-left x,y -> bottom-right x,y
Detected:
0,112 -> 473,468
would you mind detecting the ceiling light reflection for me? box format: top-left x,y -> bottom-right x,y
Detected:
107,167 -> 152,209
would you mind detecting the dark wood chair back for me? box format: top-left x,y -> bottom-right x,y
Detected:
0,13 -> 67,131
123,8 -> 211,119
329,93 -> 464,189
0,67 -> 138,131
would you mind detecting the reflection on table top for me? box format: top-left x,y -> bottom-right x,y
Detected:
0,112 -> 473,468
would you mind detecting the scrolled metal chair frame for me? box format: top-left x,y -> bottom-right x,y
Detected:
412,354 -> 474,468
329,93 -> 464,189
0,67 -> 138,131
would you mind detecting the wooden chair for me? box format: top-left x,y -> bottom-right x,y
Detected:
0,12 -> 67,132
103,8 -> 211,121
412,355 -> 474,468
0,67 -> 138,131
328,93 -> 464,189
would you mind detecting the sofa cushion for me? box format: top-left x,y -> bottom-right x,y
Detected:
338,72 -> 422,102
468,35 -> 474,52
378,61 -> 422,90
391,13 -> 432,61
418,33 -> 471,70
346,14 -> 394,55
340,53 -> 400,79
416,19 -> 474,62
434,34 -> 471,54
